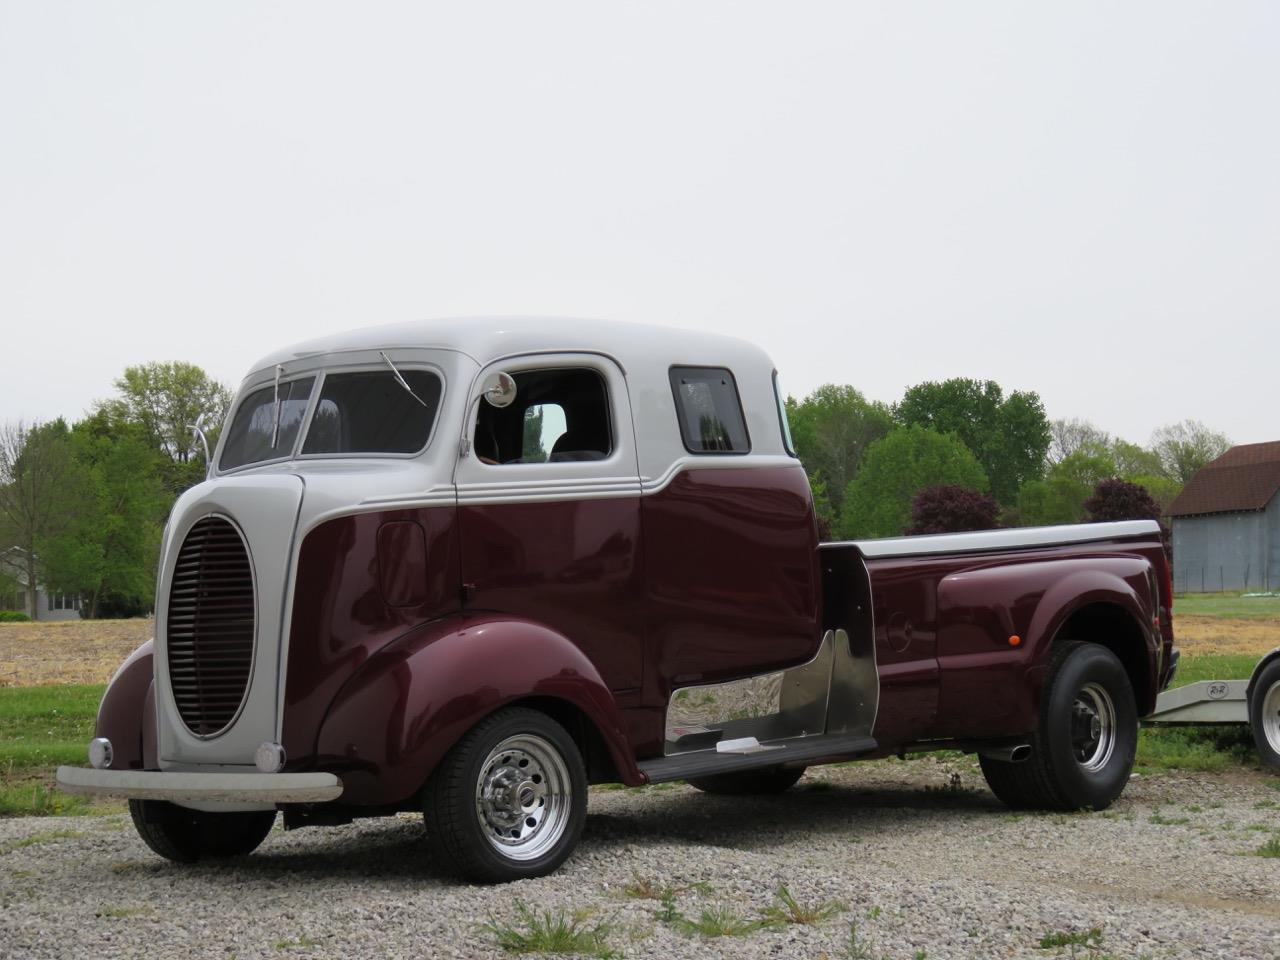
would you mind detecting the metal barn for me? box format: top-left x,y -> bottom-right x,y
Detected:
1168,441 -> 1280,593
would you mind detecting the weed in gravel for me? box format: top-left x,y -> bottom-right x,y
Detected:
1038,927 -> 1112,959
923,771 -> 966,798
0,827 -> 86,853
760,883 -> 844,926
675,905 -> 761,938
841,922 -> 887,960
1185,804 -> 1204,813
485,903 -> 616,958
621,875 -> 711,901
1148,811 -> 1190,826
273,935 -> 318,950
654,892 -> 682,925
1254,836 -> 1280,858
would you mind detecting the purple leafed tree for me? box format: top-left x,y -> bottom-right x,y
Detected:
907,485 -> 1001,535
1084,478 -> 1170,556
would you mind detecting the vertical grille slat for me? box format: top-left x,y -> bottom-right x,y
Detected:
166,516 -> 255,737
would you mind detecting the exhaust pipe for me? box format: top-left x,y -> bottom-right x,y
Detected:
979,744 -> 1031,763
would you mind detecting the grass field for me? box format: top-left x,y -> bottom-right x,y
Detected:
1174,592 -> 1280,620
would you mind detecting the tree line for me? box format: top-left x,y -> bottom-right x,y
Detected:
0,363 -> 231,620
786,379 -> 1230,541
1,365 -> 1232,620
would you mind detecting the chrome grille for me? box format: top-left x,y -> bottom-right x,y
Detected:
166,516 -> 256,737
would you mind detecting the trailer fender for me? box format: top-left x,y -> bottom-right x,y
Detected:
94,639 -> 157,771
1248,648 -> 1280,698
314,614 -> 641,806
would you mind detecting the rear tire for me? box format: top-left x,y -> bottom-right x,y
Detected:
687,765 -> 806,795
128,800 -> 275,862
980,641 -> 1137,811
1248,659 -> 1280,772
424,707 -> 587,883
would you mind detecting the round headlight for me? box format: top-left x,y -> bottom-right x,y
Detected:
255,741 -> 286,774
88,737 -> 113,770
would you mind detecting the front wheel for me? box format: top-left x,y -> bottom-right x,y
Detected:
1249,658 -> 1280,771
980,641 -> 1137,811
129,800 -> 275,862
424,707 -> 587,883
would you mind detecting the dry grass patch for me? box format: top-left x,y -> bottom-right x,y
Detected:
0,620 -> 151,687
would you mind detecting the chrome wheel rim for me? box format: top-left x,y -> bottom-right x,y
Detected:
475,734 -> 571,861
1263,680 -> 1280,754
1071,682 -> 1116,773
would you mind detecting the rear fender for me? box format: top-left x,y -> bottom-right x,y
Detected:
94,640 -> 157,770
314,615 -> 641,806
938,557 -> 1156,735
1248,648 -> 1280,698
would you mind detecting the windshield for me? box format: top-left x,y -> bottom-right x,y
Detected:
219,377 -> 315,471
218,367 -> 444,472
302,369 -> 442,455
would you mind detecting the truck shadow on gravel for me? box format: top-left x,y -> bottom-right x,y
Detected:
583,780 -> 1008,852
99,779 -> 1013,887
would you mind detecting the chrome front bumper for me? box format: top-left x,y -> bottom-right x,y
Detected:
55,766 -> 343,804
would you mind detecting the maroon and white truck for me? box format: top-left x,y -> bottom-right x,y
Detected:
58,318 -> 1178,882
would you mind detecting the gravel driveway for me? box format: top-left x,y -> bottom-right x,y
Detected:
3,757 -> 1278,960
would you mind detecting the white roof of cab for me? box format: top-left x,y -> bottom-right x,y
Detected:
248,316 -> 773,379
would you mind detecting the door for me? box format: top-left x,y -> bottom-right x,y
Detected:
454,353 -> 645,691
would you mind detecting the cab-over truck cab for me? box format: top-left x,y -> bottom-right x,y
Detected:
59,317 -> 1176,882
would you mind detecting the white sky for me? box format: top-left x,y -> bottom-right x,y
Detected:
2,2 -> 1277,446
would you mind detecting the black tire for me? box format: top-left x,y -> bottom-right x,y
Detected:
128,800 -> 275,863
1248,658 -> 1280,772
980,641 -> 1137,811
424,707 -> 587,883
687,765 -> 806,795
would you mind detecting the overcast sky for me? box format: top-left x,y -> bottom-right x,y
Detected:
2,2 -> 1276,447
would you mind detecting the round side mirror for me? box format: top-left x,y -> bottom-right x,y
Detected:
482,371 -> 517,408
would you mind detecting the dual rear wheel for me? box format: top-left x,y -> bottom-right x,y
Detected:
980,641 -> 1138,811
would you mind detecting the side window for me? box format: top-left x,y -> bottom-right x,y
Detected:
669,366 -> 750,454
474,368 -> 611,465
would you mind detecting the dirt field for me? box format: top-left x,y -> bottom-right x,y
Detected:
0,613 -> 1275,688
0,620 -> 152,687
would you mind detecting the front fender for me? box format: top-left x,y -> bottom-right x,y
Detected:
314,615 -> 640,806
94,639 -> 157,770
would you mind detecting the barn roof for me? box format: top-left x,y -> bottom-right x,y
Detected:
1167,441 -> 1280,517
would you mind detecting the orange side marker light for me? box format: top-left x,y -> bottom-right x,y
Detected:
1008,635 -> 1022,647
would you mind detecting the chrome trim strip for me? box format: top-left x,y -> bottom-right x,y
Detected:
828,520 -> 1162,560
55,766 -> 343,803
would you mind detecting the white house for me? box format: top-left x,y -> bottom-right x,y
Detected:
0,547 -> 83,621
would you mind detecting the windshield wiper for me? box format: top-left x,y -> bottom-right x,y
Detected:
271,364 -> 284,448
379,351 -> 430,408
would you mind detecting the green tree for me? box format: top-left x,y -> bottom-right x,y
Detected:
837,426 -> 988,539
1014,444 -> 1117,527
98,362 -> 233,493
895,378 -> 1050,505
787,385 -> 893,521
40,414 -> 168,618
522,406 -> 546,461
0,420 -> 89,619
1048,418 -> 1111,465
1150,420 -> 1232,484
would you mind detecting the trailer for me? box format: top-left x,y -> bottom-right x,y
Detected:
1143,647 -> 1280,771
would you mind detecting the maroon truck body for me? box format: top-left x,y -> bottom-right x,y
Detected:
61,318 -> 1176,880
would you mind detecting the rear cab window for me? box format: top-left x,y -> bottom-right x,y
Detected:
668,366 -> 750,454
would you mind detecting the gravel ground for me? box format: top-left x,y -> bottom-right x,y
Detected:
2,758 -> 1278,960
